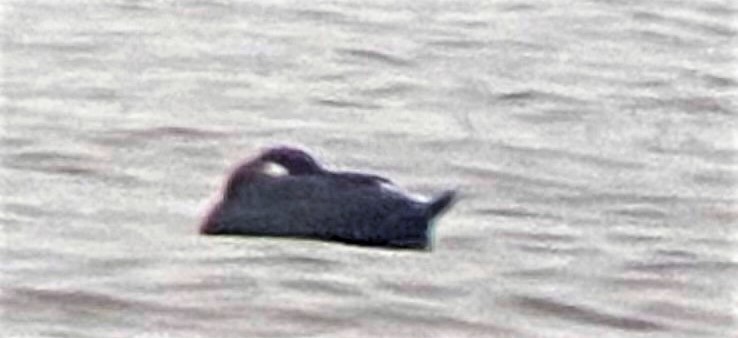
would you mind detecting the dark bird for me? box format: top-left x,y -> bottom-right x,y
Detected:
200,146 -> 456,249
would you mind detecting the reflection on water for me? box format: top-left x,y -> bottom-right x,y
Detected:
2,0 -> 736,337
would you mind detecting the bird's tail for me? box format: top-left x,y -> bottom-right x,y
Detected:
426,190 -> 457,219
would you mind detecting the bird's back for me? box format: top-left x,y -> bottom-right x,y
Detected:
214,174 -> 430,247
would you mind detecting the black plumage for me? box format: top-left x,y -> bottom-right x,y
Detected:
201,146 -> 456,249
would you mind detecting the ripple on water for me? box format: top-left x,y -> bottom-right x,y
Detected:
499,143 -> 648,170
424,38 -> 489,50
691,169 -> 737,187
514,108 -> 591,124
357,305 -> 520,337
4,287 -> 135,311
289,8 -> 353,24
440,235 -> 488,252
515,244 -> 598,256
495,89 -> 585,105
600,275 -> 694,292
255,306 -> 355,334
7,150 -> 96,164
607,231 -> 665,244
646,144 -> 738,165
114,126 -> 232,140
452,163 -> 587,193
621,260 -> 738,275
201,253 -> 345,273
471,206 -> 558,220
279,279 -> 364,297
652,248 -> 700,260
4,202 -> 59,220
376,280 -> 469,301
358,81 -> 419,98
4,150 -> 140,184
494,230 -> 579,243
639,300 -> 736,327
152,276 -> 259,295
630,8 -> 737,38
2,286 -> 220,321
313,98 -> 381,110
607,206 -> 669,220
338,48 -> 414,67
507,295 -> 665,332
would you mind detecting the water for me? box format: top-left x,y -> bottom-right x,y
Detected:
2,0 -> 737,337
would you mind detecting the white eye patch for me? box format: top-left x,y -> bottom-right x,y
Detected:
263,162 -> 288,176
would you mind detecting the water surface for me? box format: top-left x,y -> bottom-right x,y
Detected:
2,0 -> 737,337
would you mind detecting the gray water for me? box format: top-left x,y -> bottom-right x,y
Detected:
2,1 -> 737,337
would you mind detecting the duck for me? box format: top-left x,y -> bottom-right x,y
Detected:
200,146 -> 456,249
